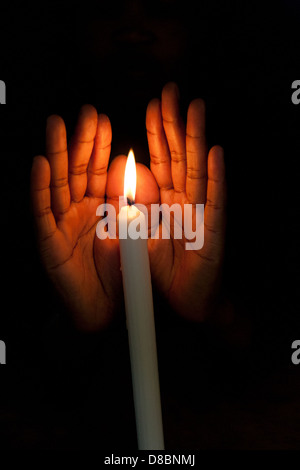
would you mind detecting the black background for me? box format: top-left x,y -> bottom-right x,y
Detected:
0,1 -> 299,449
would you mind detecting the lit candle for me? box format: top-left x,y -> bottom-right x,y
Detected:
118,149 -> 164,450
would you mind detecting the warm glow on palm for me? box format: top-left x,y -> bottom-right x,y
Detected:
31,83 -> 227,331
31,106 -> 121,331
146,83 -> 227,321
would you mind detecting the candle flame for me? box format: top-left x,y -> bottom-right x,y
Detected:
124,149 -> 136,204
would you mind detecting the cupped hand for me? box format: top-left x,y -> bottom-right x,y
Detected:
146,83 -> 227,321
31,105 -> 122,331
31,84 -> 227,330
31,105 -> 158,331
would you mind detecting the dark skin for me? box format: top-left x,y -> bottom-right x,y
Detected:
31,82 -> 227,331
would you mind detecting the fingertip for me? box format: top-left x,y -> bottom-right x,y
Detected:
46,115 -> 66,138
98,113 -> 111,125
75,104 -> 98,139
46,114 -> 65,130
161,82 -> 182,123
46,115 -> 67,154
79,103 -> 98,118
187,99 -> 206,138
188,98 -> 206,116
106,154 -> 128,200
162,81 -> 180,99
107,154 -> 127,176
32,154 -> 48,168
31,155 -> 50,189
147,97 -> 161,112
208,145 -> 225,180
211,145 -> 224,158
135,162 -> 160,205
97,113 -> 112,140
78,104 -> 98,128
106,156 -> 160,206
146,98 -> 161,128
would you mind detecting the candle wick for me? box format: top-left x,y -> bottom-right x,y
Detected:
127,197 -> 134,206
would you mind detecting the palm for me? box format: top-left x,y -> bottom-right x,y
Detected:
31,107 -> 121,330
146,83 -> 227,321
31,86 -> 227,330
44,197 -> 119,329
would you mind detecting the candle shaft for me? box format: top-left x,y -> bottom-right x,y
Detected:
119,206 -> 164,450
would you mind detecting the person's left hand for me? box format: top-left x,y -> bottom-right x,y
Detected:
145,82 -> 227,321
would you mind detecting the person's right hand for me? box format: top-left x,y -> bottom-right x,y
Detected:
31,105 -> 159,331
31,105 -> 122,331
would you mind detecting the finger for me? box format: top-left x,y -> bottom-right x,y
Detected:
106,155 -> 160,207
146,98 -> 173,192
203,146 -> 227,260
106,155 -> 160,230
31,155 -> 57,241
87,114 -> 112,199
186,99 -> 208,204
68,104 -> 98,202
46,115 -> 70,217
161,82 -> 186,193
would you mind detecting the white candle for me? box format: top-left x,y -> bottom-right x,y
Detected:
118,150 -> 164,450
